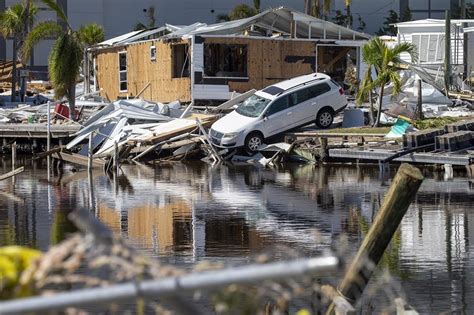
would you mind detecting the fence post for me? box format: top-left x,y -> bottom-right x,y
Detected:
326,163 -> 424,314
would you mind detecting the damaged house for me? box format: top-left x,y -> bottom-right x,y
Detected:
86,7 -> 370,105
395,19 -> 474,89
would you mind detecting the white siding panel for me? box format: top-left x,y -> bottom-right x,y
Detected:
193,43 -> 204,72
193,84 -> 232,100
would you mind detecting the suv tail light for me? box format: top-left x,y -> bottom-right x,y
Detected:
339,87 -> 344,95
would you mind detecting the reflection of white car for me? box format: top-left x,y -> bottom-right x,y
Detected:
209,73 -> 347,152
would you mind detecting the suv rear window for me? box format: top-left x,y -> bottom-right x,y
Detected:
262,86 -> 284,95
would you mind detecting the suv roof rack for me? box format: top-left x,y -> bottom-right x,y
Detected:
276,77 -> 325,96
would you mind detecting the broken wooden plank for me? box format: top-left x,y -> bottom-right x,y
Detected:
52,152 -> 106,168
0,167 -> 24,181
130,116 -> 218,145
33,146 -> 64,160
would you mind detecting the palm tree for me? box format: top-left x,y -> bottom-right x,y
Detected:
0,2 -> 37,102
23,0 -> 104,120
78,23 -> 105,47
357,37 -> 418,126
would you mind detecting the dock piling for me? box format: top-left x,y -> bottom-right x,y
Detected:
88,133 -> 93,171
326,163 -> 424,314
47,101 -> 51,152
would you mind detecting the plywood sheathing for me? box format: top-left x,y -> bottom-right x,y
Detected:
96,39 -> 191,103
202,37 -> 316,93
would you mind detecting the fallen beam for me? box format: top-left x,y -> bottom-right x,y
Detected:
0,167 -> 24,181
52,152 -> 106,168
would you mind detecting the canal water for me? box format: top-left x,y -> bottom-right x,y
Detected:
0,156 -> 473,314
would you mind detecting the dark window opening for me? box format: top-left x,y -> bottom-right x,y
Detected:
204,43 -> 248,78
262,86 -> 284,95
172,44 -> 190,78
118,52 -> 127,92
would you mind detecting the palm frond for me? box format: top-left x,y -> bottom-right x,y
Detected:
22,20 -> 62,60
41,0 -> 69,28
48,33 -> 82,100
0,4 -> 24,37
78,23 -> 105,47
356,66 -> 374,105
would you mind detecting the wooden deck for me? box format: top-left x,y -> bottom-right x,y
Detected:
0,123 -> 80,139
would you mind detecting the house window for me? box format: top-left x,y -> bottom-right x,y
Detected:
172,44 -> 190,78
150,46 -> 156,61
118,52 -> 127,92
412,34 -> 445,64
204,44 -> 248,78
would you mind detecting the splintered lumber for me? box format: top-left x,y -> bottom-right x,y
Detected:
33,146 -> 64,160
130,116 -> 218,145
0,167 -> 24,181
52,152 -> 106,168
326,164 -> 424,314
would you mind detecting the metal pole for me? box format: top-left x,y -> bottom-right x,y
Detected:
47,101 -> 51,152
0,256 -> 339,314
11,141 -> 16,184
114,141 -> 119,175
444,10 -> 451,94
88,133 -> 93,171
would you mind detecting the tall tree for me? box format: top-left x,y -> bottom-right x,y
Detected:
376,10 -> 399,36
23,0 -> 104,120
229,4 -> 257,20
0,2 -> 37,102
356,37 -> 418,126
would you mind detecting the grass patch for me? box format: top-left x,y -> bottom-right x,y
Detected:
413,116 -> 470,130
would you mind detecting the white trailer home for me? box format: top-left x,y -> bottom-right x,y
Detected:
395,19 -> 474,78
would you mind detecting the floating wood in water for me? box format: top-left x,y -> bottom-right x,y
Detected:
52,152 -> 106,168
327,164 -> 424,314
0,167 -> 24,181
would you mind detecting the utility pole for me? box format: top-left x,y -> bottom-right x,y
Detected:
461,0 -> 468,80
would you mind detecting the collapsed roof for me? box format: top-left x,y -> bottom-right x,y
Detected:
93,7 -> 370,49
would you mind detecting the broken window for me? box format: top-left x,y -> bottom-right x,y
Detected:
204,44 -> 248,78
172,44 -> 190,78
118,52 -> 127,92
412,34 -> 445,64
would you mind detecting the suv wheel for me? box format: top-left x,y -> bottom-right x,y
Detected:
245,132 -> 263,154
316,108 -> 334,129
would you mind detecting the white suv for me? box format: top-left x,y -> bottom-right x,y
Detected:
209,73 -> 347,152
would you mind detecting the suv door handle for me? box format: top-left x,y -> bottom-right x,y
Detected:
312,102 -> 317,106
287,112 -> 292,115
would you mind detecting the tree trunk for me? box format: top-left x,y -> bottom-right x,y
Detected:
346,4 -> 352,28
69,83 -> 76,121
368,89 -> 375,126
10,37 -> 18,102
374,83 -> 385,127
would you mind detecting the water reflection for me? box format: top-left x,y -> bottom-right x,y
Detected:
0,157 -> 473,313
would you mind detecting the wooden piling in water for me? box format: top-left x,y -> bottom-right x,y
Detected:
326,163 -> 424,314
88,133 -> 93,172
